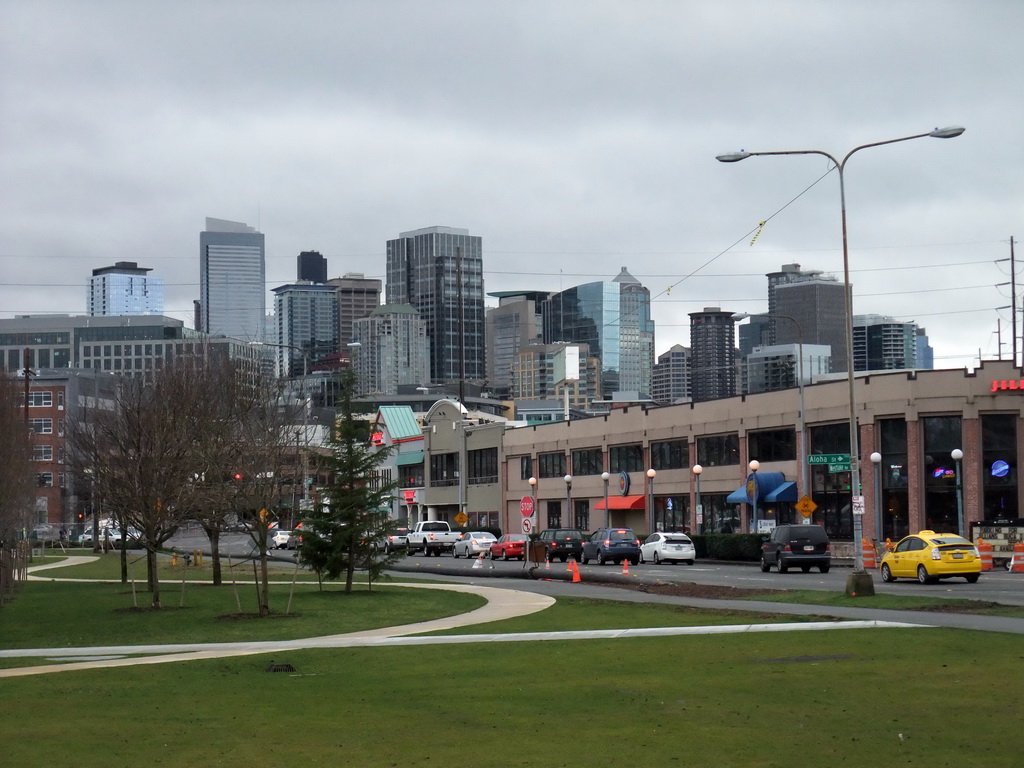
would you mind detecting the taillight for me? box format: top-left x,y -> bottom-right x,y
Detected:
782,544 -> 792,552
603,539 -> 611,546
931,548 -> 941,560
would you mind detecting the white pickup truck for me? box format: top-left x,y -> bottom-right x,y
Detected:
405,521 -> 462,557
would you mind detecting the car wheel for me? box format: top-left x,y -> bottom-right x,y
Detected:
685,559 -> 694,566
760,555 -> 771,573
653,552 -> 661,565
452,549 -> 459,558
965,573 -> 980,583
819,565 -> 830,574
917,564 -> 933,584
597,551 -> 606,565
777,559 -> 788,574
581,553 -> 590,564
880,563 -> 894,582
503,552 -> 510,561
630,557 -> 639,566
801,565 -> 811,573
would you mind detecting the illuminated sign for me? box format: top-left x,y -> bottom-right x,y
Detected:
991,380 -> 1024,391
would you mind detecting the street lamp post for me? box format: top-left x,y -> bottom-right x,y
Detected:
734,311 -> 808,508
718,125 -> 964,594
601,471 -> 610,528
528,476 -> 538,547
951,448 -> 964,537
870,451 -> 883,544
748,460 -> 760,532
692,464 -> 703,534
646,468 -> 657,534
563,474 -> 573,529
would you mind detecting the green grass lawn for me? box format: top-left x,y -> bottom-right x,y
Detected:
4,565 -> 1023,766
2,626 -> 1020,767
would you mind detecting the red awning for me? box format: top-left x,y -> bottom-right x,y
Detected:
593,495 -> 647,511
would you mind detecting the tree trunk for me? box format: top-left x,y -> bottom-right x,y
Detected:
147,547 -> 161,609
258,550 -> 270,616
206,526 -> 222,586
344,540 -> 355,593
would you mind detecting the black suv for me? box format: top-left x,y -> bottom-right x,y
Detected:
760,524 -> 831,573
537,528 -> 585,563
581,528 -> 641,566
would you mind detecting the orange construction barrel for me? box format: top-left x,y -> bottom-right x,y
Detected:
977,539 -> 993,572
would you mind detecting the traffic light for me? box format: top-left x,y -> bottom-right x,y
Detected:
232,472 -> 243,483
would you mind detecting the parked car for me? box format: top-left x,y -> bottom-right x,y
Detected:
384,527 -> 410,553
581,527 -> 641,566
489,534 -> 528,560
79,529 -> 95,546
760,524 -> 831,573
270,529 -> 292,549
537,528 -> 586,563
879,531 -> 981,584
452,531 -> 497,558
640,532 -> 695,565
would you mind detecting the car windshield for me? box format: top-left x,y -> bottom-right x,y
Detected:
664,535 -> 691,543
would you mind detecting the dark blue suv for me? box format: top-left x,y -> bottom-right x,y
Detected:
580,527 -> 641,566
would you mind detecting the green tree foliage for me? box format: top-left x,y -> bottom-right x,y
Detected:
299,370 -> 401,592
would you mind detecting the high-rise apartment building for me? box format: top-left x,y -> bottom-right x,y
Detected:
350,304 -> 429,395
512,341 -> 600,410
385,226 -> 485,385
88,261 -> 164,316
853,314 -> 926,372
651,344 -> 691,404
543,267 -> 654,397
485,290 -> 548,399
689,307 -> 737,402
743,343 -> 831,394
199,217 -> 266,342
297,251 -> 327,283
326,272 -> 382,346
271,282 -> 339,377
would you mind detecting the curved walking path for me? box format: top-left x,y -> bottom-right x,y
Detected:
2,556 -> 925,679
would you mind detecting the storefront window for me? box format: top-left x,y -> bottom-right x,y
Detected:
879,419 -> 909,541
809,423 -> 852,539
922,415 -> 962,532
982,414 -> 1018,522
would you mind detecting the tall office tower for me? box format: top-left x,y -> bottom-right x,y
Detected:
512,341 -> 600,410
853,314 -> 922,372
296,250 -> 327,283
916,327 -> 934,369
485,290 -> 549,399
385,226 -> 485,385
199,217 -> 266,341
350,304 -> 429,395
651,344 -> 691,404
325,272 -> 381,346
743,343 -> 831,394
737,315 -> 771,357
543,267 -> 655,397
271,282 -> 339,377
688,307 -> 737,402
772,269 -> 849,372
88,261 -> 164,316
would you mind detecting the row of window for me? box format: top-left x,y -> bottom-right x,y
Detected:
518,429 -> 799,479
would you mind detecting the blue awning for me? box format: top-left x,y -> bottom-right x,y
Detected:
726,471 -> 791,504
764,481 -> 798,503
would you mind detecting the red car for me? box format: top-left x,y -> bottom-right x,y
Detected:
489,534 -> 529,560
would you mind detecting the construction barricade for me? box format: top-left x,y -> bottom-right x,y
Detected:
977,539 -> 993,571
861,538 -> 877,569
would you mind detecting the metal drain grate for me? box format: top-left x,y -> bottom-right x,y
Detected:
265,662 -> 296,673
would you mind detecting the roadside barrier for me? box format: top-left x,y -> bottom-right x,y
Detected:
861,538 -> 877,569
1010,543 -> 1024,573
977,539 -> 993,571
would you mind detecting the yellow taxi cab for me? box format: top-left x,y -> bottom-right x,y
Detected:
879,530 -> 981,584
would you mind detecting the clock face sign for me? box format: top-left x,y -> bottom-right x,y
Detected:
618,471 -> 630,495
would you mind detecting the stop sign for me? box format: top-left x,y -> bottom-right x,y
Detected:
520,496 -> 535,518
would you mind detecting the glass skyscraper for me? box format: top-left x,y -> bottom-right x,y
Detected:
88,261 -> 163,316
199,217 -> 266,342
385,226 -> 484,385
271,283 -> 339,378
543,267 -> 654,397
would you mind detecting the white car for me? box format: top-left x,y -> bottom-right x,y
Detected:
452,531 -> 497,558
640,532 -> 696,565
270,529 -> 292,549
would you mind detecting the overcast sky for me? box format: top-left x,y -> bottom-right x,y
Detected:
2,1 -> 1021,370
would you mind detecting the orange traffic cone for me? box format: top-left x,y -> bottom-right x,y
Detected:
472,552 -> 485,569
621,559 -> 630,575
570,559 -> 581,583
544,557 -> 551,570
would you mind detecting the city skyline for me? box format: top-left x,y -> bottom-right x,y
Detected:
2,3 -> 1021,369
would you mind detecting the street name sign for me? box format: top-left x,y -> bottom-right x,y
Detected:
808,454 -> 850,465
